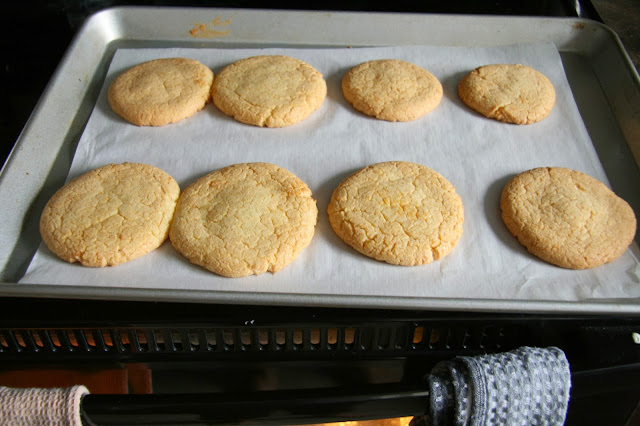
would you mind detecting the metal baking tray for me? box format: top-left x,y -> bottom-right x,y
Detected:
0,7 -> 638,313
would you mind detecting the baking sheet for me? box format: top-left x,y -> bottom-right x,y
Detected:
18,43 -> 640,302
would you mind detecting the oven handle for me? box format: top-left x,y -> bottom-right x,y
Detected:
80,383 -> 429,425
79,363 -> 640,425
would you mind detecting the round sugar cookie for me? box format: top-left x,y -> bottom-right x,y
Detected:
342,59 -> 443,122
328,161 -> 464,266
108,58 -> 214,126
40,163 -> 180,267
501,167 -> 637,269
211,55 -> 327,127
169,163 -> 318,277
458,64 -> 555,124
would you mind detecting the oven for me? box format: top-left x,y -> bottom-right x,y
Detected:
1,2 -> 639,425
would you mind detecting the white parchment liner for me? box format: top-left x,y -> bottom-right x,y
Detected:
20,44 -> 640,303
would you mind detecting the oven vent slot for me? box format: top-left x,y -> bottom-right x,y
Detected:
0,323 -> 521,358
0,329 -> 85,353
409,324 -> 516,351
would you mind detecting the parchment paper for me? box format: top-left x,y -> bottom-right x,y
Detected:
20,44 -> 640,303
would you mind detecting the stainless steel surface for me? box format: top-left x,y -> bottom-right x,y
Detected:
592,0 -> 640,70
0,7 -> 638,313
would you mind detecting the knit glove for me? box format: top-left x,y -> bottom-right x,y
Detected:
415,346 -> 571,426
0,385 -> 89,426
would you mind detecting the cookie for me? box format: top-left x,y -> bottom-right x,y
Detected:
169,163 -> 318,277
342,59 -> 443,122
458,64 -> 555,124
108,58 -> 214,126
40,163 -> 180,267
501,167 -> 636,269
211,55 -> 327,127
328,161 -> 464,266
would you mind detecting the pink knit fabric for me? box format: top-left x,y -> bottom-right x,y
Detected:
0,385 -> 89,426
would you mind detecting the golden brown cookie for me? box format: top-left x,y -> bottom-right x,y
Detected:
40,163 -> 180,267
108,58 -> 214,126
501,167 -> 637,269
169,163 -> 318,277
458,64 -> 555,124
328,161 -> 464,266
211,55 -> 327,127
342,59 -> 443,122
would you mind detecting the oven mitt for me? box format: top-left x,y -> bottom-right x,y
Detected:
413,346 -> 571,426
0,385 -> 89,426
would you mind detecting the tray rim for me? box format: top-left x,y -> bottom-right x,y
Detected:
1,6 -> 639,314
1,282 -> 639,314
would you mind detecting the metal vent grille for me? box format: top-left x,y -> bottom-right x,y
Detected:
0,323 -> 520,359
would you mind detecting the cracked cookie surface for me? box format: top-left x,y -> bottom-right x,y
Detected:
501,167 -> 636,269
342,59 -> 443,122
108,58 -> 214,126
40,163 -> 180,267
211,55 -> 327,127
458,64 -> 555,124
328,161 -> 464,266
169,163 -> 318,277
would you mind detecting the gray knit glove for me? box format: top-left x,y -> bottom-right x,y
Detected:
416,346 -> 571,426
